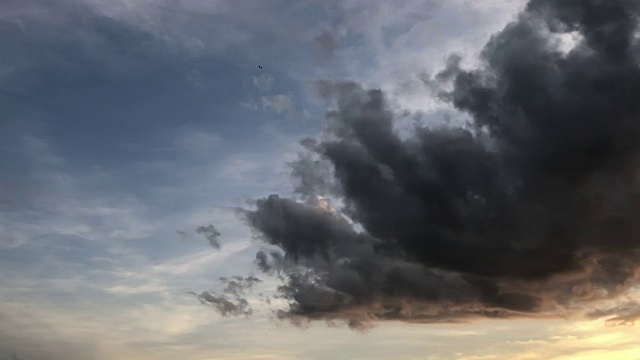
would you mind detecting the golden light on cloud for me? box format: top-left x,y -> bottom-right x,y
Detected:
455,319 -> 640,360
315,195 -> 335,214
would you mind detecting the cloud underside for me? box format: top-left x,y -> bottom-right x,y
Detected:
224,0 -> 640,329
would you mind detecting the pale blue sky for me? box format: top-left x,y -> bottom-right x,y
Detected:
2,1 -> 640,359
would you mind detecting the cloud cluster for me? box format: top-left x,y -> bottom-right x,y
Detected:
240,0 -> 640,328
188,276 -> 261,317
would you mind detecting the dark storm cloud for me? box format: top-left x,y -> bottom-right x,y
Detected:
236,0 -> 640,328
195,225 -> 222,249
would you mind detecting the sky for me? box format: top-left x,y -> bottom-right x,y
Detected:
1,0 -> 640,359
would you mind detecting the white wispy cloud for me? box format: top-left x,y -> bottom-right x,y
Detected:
173,128 -> 222,158
252,74 -> 274,93
0,133 -> 156,249
261,94 -> 295,114
150,241 -> 252,277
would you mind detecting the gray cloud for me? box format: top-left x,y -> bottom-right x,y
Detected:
188,276 -> 261,317
287,148 -> 339,198
238,0 -> 640,329
314,30 -> 338,63
252,74 -> 274,93
195,225 -> 221,249
176,230 -> 193,240
605,311 -> 640,326
587,302 -> 640,326
255,249 -> 285,276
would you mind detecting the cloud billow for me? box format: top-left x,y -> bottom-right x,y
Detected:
239,0 -> 640,328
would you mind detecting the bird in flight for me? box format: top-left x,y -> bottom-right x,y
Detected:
258,65 -> 263,69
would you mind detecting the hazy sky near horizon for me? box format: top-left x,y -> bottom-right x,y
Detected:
2,1 -> 640,359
